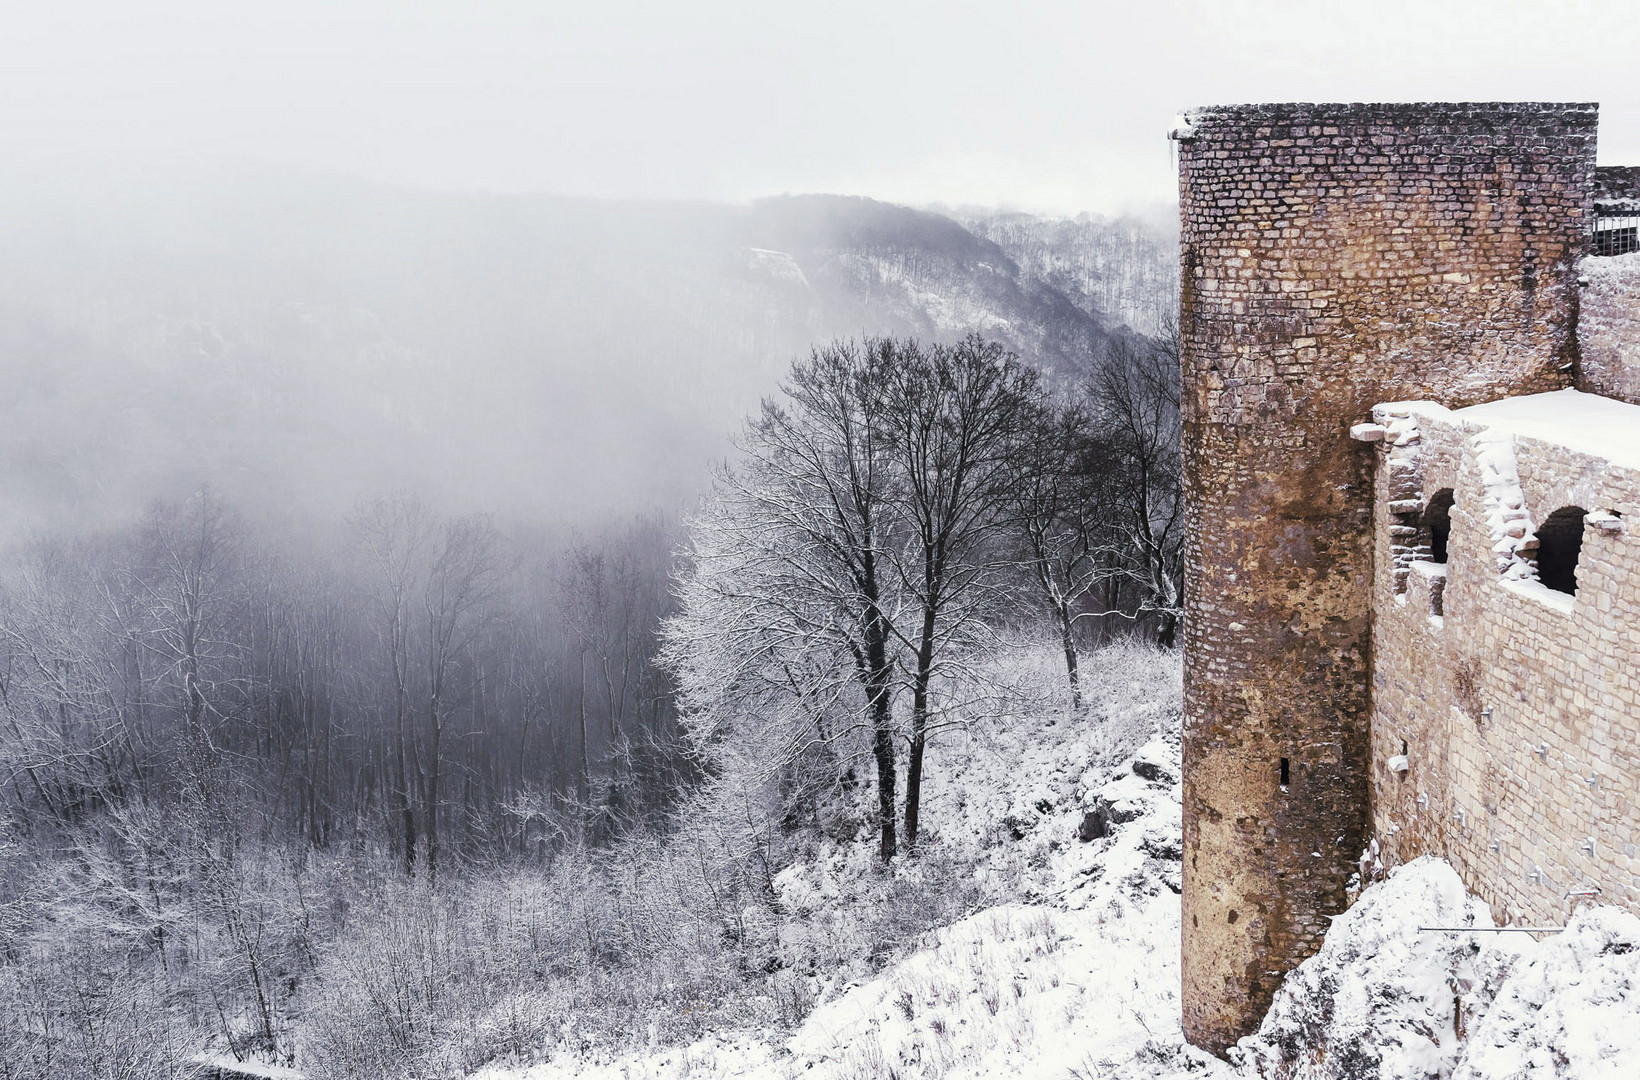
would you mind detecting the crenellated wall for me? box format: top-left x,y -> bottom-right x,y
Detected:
1364,392 -> 1640,928
1177,102 -> 1597,1053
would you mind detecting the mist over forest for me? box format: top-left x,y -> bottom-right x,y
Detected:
0,164 -> 1175,540
0,159 -> 1188,1078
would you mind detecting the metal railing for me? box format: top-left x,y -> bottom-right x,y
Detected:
1592,212 -> 1640,256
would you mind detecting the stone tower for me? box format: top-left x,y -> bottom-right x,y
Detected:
1176,102 -> 1597,1052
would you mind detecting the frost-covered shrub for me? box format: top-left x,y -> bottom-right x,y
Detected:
303,880 -> 465,1078
301,837 -> 772,1078
0,922 -> 201,1080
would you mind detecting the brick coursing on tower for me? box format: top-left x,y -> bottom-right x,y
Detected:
1176,102 -> 1599,1054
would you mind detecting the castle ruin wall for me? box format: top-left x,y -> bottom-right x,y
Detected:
1578,251 -> 1640,404
1366,396 -> 1640,927
1177,102 -> 1597,1053
1579,166 -> 1640,403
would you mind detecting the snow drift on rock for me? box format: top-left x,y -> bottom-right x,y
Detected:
1455,905 -> 1640,1080
1232,859 -> 1503,1080
1233,857 -> 1640,1080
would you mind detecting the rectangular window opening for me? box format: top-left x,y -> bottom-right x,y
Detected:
1279,757 -> 1290,788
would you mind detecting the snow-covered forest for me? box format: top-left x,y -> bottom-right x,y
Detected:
0,232 -> 1189,1077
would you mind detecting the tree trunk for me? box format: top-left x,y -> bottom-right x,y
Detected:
1057,599 -> 1083,713
396,682 -> 417,875
863,602 -> 897,863
1157,610 -> 1179,650
903,606 -> 937,852
426,699 -> 441,886
577,648 -> 591,808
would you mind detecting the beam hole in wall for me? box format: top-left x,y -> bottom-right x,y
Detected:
1535,506 -> 1586,595
1425,490 -> 1454,564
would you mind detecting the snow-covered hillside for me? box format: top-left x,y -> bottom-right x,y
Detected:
476,642 -> 1640,1080
960,211 -> 1179,338
479,644 -> 1229,1080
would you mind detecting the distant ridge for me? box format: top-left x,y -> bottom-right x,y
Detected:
0,170 -> 1175,536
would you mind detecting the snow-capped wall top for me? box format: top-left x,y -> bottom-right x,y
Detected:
1453,388 -> 1640,472
1371,389 -> 1640,474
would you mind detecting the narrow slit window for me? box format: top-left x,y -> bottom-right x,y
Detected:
1279,757 -> 1290,788
1424,489 -> 1455,564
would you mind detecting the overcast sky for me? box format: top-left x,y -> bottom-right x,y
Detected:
6,1 -> 1640,214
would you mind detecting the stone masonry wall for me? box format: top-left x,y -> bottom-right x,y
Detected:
1593,164 -> 1640,206
1577,252 -> 1640,405
1177,102 -> 1596,1053
1578,167 -> 1640,404
1366,401 -> 1640,928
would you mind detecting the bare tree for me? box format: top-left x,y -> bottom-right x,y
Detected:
1089,324 -> 1184,646
131,491 -> 286,1059
0,539 -> 131,830
666,339 -> 906,861
880,335 -> 1041,852
1005,397 -> 1102,709
418,513 -> 499,885
355,494 -> 435,875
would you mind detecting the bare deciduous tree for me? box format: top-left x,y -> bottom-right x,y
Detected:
356,494 -> 436,876
1088,323 -> 1184,647
667,339 -> 906,861
881,335 -> 1040,852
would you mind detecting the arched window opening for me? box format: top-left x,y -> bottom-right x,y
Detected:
1424,489 -> 1455,564
1535,506 -> 1586,595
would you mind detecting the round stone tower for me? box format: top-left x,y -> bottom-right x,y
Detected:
1176,102 -> 1597,1053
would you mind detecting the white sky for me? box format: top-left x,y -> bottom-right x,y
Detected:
6,0 -> 1640,214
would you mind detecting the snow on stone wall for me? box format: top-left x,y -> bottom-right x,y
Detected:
1367,391 -> 1640,933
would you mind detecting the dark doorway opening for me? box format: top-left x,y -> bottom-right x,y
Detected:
1535,507 -> 1586,595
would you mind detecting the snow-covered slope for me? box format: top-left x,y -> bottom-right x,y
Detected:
959,210 -> 1179,337
479,643 -> 1640,1080
1234,858 -> 1640,1080
480,645 -> 1228,1079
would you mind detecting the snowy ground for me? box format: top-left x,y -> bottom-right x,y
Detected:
480,646 -> 1229,1080
1235,857 -> 1640,1080
478,645 -> 1640,1080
